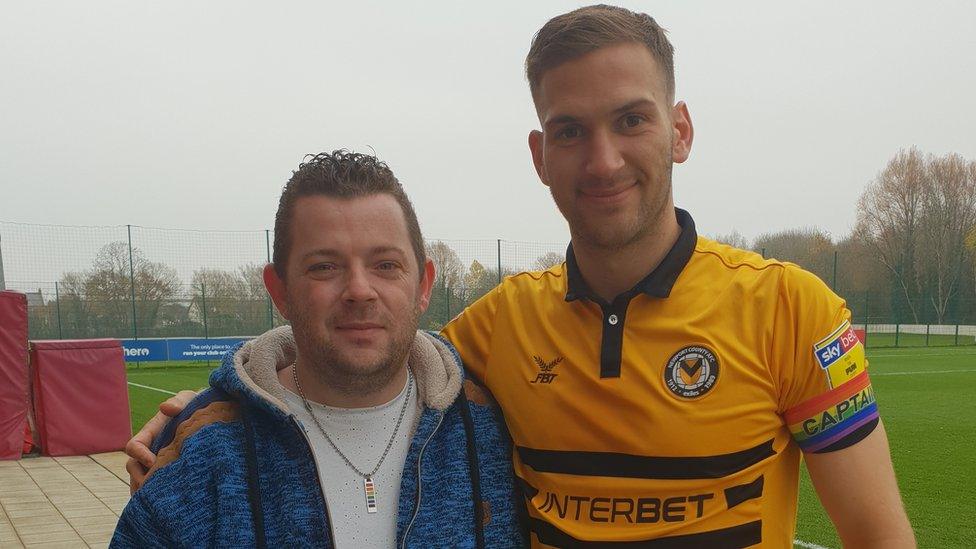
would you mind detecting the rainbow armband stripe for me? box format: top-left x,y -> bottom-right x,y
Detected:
785,371 -> 878,452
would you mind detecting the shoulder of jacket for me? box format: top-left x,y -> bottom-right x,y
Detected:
146,389 -> 242,479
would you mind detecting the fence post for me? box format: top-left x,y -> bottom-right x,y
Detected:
265,229 -> 274,330
201,282 -> 209,339
55,281 -> 63,339
496,239 -> 502,284
895,323 -> 900,347
127,225 -> 138,339
955,324 -> 960,346
445,285 -> 451,321
925,324 -> 930,346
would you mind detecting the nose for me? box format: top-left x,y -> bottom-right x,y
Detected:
584,129 -> 625,181
343,264 -> 379,303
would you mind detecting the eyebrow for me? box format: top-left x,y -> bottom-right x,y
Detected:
545,114 -> 580,128
613,98 -> 657,115
300,248 -> 340,262
300,246 -> 408,262
544,98 -> 659,128
368,246 -> 408,258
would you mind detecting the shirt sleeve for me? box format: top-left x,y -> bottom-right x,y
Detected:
440,284 -> 502,385
774,265 -> 880,453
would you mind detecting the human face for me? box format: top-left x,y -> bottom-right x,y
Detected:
528,42 -> 693,251
264,194 -> 434,388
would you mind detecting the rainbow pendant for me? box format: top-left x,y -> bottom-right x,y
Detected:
364,477 -> 377,513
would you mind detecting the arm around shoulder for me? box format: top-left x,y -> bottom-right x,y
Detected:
110,489 -> 171,548
804,420 -> 915,548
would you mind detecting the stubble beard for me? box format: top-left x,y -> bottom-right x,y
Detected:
290,300 -> 420,399
567,156 -> 674,252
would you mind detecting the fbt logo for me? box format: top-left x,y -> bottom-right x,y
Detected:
530,356 -> 563,384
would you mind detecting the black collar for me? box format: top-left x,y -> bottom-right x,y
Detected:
565,208 -> 698,304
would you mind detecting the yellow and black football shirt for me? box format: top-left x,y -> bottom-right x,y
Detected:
442,209 -> 878,548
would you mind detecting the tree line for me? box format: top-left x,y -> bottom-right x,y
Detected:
714,147 -> 976,325
23,147 -> 976,340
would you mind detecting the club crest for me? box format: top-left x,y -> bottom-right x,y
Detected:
664,346 -> 719,399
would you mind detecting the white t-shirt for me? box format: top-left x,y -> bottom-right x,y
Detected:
281,375 -> 420,548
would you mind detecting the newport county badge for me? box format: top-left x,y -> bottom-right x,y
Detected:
664,346 -> 719,399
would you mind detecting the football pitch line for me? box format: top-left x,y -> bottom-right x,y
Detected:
127,382 -> 177,396
868,349 -> 976,358
872,369 -> 976,376
794,540 -> 830,549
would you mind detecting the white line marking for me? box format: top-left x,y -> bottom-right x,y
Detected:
869,350 -> 976,358
794,540 -> 831,549
127,382 -> 177,395
872,369 -> 976,376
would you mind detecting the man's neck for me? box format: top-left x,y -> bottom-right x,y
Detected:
278,360 -> 410,409
572,209 -> 681,303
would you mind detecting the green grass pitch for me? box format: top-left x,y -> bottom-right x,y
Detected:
125,347 -> 976,547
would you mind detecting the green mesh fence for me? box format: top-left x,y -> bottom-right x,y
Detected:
3,221 -> 974,347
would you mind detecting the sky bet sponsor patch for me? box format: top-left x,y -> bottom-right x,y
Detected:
785,371 -> 878,453
813,321 -> 866,388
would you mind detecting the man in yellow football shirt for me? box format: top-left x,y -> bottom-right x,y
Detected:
126,5 -> 914,547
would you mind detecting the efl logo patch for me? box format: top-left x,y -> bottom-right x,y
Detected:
814,321 -> 866,388
664,346 -> 719,399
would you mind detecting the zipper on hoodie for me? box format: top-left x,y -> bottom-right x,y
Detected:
400,411 -> 446,549
291,416 -> 338,544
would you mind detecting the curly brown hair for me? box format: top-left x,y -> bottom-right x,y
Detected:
272,150 -> 426,279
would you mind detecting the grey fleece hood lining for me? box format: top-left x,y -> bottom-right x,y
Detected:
232,326 -> 463,414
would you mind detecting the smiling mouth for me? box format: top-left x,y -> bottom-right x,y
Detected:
579,183 -> 637,201
335,323 -> 384,331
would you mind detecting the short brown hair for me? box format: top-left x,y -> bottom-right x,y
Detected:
272,150 -> 426,279
526,4 -> 675,101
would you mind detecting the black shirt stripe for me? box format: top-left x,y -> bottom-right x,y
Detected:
529,517 -> 762,548
724,475 -> 765,509
565,208 -> 699,379
517,439 -> 775,480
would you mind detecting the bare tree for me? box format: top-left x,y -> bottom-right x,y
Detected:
753,228 -> 835,284
425,241 -> 464,289
917,153 -> 976,322
856,148 -> 927,321
710,229 -> 749,250
856,148 -> 976,322
58,241 -> 180,337
533,251 -> 564,270
238,263 -> 267,301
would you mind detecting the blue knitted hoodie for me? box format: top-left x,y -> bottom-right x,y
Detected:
111,327 -> 524,548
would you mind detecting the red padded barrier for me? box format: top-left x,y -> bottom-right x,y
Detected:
0,291 -> 30,459
31,339 -> 132,456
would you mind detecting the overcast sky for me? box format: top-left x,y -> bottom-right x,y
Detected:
2,0 -> 975,246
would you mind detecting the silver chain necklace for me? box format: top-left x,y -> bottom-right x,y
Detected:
291,363 -> 413,514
